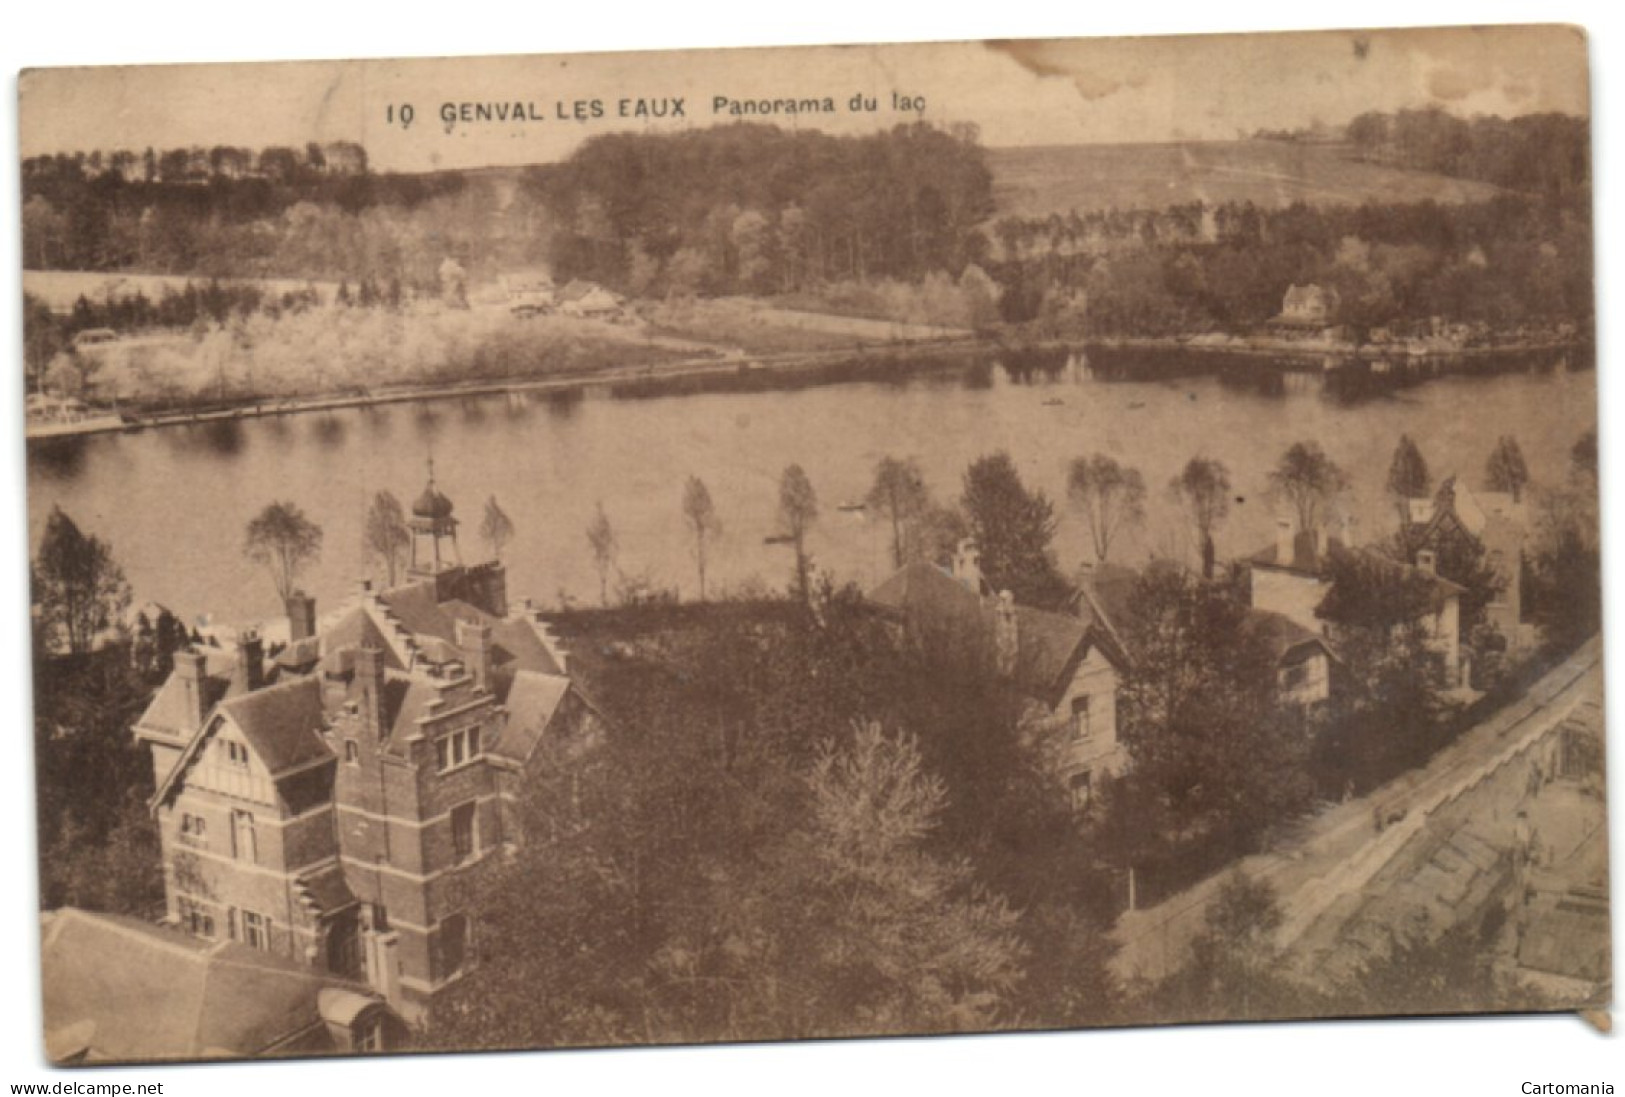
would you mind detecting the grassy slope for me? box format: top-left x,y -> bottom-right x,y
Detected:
987,140 -> 1505,220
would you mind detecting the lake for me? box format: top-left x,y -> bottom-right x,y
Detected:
26,352 -> 1596,631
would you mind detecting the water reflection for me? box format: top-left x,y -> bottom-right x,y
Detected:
25,345 -> 1594,628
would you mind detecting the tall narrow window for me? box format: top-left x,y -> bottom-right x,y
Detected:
242,910 -> 270,951
231,808 -> 257,863
1071,695 -> 1092,740
440,914 -> 469,978
451,802 -> 477,862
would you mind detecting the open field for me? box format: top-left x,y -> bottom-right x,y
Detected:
987,140 -> 1507,220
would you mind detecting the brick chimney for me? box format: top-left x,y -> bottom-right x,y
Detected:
173,648 -> 209,731
1275,517 -> 1295,566
286,591 -> 317,643
455,618 -> 493,691
234,628 -> 265,692
355,646 -> 387,739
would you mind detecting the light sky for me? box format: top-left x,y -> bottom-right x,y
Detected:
19,25 -> 1590,171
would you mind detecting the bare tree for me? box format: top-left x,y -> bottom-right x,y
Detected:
778,464 -> 819,602
1169,457 -> 1232,580
363,490 -> 409,587
1269,441 -> 1348,535
586,502 -> 618,607
1068,453 -> 1147,564
681,476 -> 722,600
866,457 -> 929,569
245,501 -> 323,603
481,495 -> 515,562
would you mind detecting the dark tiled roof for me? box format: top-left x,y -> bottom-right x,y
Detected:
215,675 -> 332,775
379,588 -> 564,677
868,560 -> 1113,701
134,652 -> 234,739
41,908 -> 375,1062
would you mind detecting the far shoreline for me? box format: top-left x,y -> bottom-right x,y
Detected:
23,327 -> 1592,444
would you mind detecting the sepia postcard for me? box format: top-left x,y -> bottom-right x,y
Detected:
18,25 -> 1608,1065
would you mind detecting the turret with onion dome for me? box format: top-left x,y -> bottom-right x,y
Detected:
407,458 -> 462,578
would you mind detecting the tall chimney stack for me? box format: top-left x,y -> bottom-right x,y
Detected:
1275,517 -> 1295,566
286,591 -> 317,643
234,628 -> 265,692
355,646 -> 387,739
455,618 -> 493,691
174,648 -> 209,730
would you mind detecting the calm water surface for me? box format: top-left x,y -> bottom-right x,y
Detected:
26,356 -> 1596,629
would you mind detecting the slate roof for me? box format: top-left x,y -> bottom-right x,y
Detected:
490,670 -> 573,764
868,560 -> 1125,703
133,650 -> 237,740
41,908 -> 382,1063
215,675 -> 332,775
379,585 -> 564,676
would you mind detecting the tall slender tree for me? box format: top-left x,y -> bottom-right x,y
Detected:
1169,457 -> 1232,580
681,476 -> 722,600
480,495 -> 515,562
586,502 -> 618,607
866,457 -> 930,569
778,465 -> 819,603
362,490 -> 409,587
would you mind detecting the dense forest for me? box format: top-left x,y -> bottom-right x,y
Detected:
21,141 -> 483,285
1343,108 -> 1590,198
21,112 -> 1594,343
527,122 -> 995,297
990,191 -> 1593,336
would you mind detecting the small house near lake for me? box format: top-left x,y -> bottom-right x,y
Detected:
867,540 -> 1131,809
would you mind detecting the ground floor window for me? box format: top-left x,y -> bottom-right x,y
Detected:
178,897 -> 215,938
1069,770 -> 1093,812
240,909 -> 271,951
440,913 -> 469,978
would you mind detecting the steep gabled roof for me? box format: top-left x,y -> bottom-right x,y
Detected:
133,649 -> 236,741
376,586 -> 564,677
152,675 -> 332,808
215,675 -> 331,775
867,560 -> 1123,704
